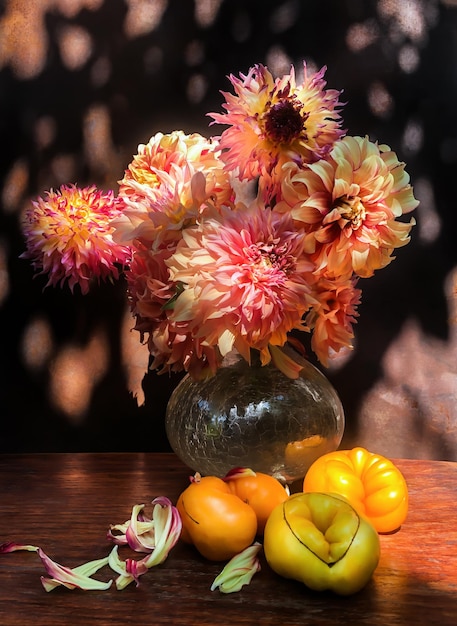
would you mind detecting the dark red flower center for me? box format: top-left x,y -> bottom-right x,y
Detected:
263,99 -> 308,145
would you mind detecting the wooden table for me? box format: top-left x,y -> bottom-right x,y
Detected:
0,454 -> 456,625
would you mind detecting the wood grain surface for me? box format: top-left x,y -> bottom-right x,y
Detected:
0,453 -> 456,625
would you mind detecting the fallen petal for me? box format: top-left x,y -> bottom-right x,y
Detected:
141,497 -> 182,568
107,521 -> 130,545
38,548 -> 112,592
125,504 -> 156,552
125,557 -> 148,584
108,546 -> 135,590
108,498 -> 182,589
211,543 -> 262,594
0,542 -> 39,554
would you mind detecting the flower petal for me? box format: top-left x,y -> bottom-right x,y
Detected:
108,546 -> 136,590
0,541 -> 39,554
38,548 -> 112,592
211,543 -> 262,593
223,467 -> 257,481
108,497 -> 182,589
268,344 -> 304,379
141,497 -> 182,568
125,504 -> 156,552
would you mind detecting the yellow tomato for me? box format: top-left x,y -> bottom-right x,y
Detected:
303,447 -> 408,533
176,474 -> 257,561
223,468 -> 289,534
264,492 -> 380,595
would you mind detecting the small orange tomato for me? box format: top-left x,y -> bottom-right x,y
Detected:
223,468 -> 289,534
303,447 -> 408,533
176,474 -> 257,561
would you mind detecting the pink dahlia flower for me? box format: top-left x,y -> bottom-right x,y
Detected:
166,202 -> 316,368
125,241 -> 220,378
21,184 -> 131,294
209,62 -> 345,201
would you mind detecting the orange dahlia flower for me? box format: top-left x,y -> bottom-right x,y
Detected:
277,135 -> 418,279
307,276 -> 362,366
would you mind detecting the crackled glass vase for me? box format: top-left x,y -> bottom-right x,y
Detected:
165,350 -> 344,483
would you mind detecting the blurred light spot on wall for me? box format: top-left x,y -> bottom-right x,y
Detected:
265,46 -> 292,77
58,25 -> 93,70
269,0 -> 300,33
34,116 -> 57,151
398,44 -> 420,73
0,0 -> 108,78
121,307 -> 150,406
395,0 -> 426,43
86,329 -> 109,379
231,10 -> 251,43
57,0 -> 104,18
91,56 -> 112,87
50,154 -> 78,184
2,160 -> 29,214
0,3 -> 47,78
185,40 -> 205,67
21,316 -> 54,371
402,119 -> 423,154
377,0 -> 434,45
360,300 -> 457,459
195,0 -> 224,28
50,347 -> 93,420
368,81 -> 393,118
187,73 -> 208,104
0,240 -> 10,306
346,20 -> 379,52
124,0 -> 168,38
83,105 -> 117,177
144,46 -> 163,74
414,177 -> 441,244
49,328 -> 109,422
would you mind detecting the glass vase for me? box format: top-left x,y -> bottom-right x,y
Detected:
165,350 -> 344,483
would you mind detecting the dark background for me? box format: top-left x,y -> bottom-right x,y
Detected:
1,0 -> 457,458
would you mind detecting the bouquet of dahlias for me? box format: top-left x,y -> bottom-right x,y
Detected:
22,62 -> 418,383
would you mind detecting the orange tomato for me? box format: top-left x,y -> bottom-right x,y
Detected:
176,474 -> 257,561
303,447 -> 408,533
223,468 -> 289,534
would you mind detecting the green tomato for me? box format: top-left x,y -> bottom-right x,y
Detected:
263,492 -> 380,595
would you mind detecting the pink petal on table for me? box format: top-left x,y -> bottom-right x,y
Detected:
38,548 -> 112,592
0,542 -> 39,554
